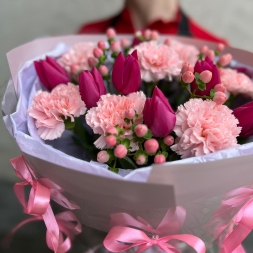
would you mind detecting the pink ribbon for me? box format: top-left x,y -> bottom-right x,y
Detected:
211,187 -> 253,253
104,207 -> 206,253
4,156 -> 82,253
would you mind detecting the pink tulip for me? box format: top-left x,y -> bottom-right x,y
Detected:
143,87 -> 176,137
79,67 -> 106,109
190,56 -> 221,96
34,56 -> 70,91
233,102 -> 253,137
112,50 -> 141,95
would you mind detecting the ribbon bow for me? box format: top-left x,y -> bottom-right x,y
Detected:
104,207 -> 206,253
4,156 -> 82,253
211,187 -> 253,253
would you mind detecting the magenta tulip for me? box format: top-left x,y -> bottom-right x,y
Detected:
233,102 -> 253,137
79,67 -> 106,109
143,87 -> 176,137
34,56 -> 70,91
190,56 -> 221,96
112,50 -> 141,95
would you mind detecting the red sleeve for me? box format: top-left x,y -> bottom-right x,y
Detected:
188,19 -> 229,45
78,19 -> 113,34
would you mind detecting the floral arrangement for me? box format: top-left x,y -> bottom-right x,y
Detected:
27,28 -> 253,173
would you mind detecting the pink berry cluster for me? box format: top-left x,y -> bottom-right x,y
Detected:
96,111 -> 175,171
135,29 -> 159,42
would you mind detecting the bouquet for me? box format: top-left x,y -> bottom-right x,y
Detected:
3,29 -> 253,253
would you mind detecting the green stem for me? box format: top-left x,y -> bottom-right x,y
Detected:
106,80 -> 112,94
145,82 -> 157,97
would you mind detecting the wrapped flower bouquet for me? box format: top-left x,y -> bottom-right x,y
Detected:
3,29 -> 253,253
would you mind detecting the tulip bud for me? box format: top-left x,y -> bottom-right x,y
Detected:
112,50 -> 141,95
134,124 -> 148,137
154,154 -> 166,164
98,40 -> 106,50
125,109 -> 135,120
213,91 -> 227,105
199,70 -> 212,83
181,62 -> 194,74
110,41 -> 121,53
218,54 -> 232,67
97,151 -> 110,163
105,135 -> 117,147
34,56 -> 70,91
214,83 -> 226,93
143,87 -> 176,137
106,127 -> 118,136
79,67 -> 106,109
98,65 -> 109,76
93,47 -> 104,59
135,154 -> 147,165
114,144 -> 128,158
144,139 -> 159,154
233,101 -> 253,137
88,57 -> 98,68
106,28 -> 116,39
182,71 -> 195,83
163,135 -> 174,146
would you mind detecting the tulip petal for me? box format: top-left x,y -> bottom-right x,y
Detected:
41,61 -> 70,90
112,52 -> 125,92
152,87 -> 174,113
201,61 -> 212,71
46,56 -> 68,77
131,49 -> 138,61
204,56 -> 214,67
79,71 -> 99,109
34,61 -> 51,90
91,67 -> 106,96
209,65 -> 221,87
122,55 -> 141,95
143,98 -> 152,127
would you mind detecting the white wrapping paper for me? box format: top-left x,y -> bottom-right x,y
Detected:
3,35 -> 253,243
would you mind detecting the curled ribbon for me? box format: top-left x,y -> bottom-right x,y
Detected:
211,187 -> 253,253
103,207 -> 206,253
4,156 -> 82,253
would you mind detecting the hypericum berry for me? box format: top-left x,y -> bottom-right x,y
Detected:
164,38 -> 171,46
106,28 -> 116,39
114,144 -> 128,158
181,62 -> 194,74
134,124 -> 148,137
125,109 -> 135,120
97,150 -> 110,163
105,135 -> 117,147
120,38 -> 130,48
144,139 -> 159,154
135,154 -> 146,165
214,83 -> 226,93
143,29 -> 151,40
88,57 -> 97,68
207,50 -> 215,60
106,127 -> 118,136
93,47 -> 103,58
182,71 -> 194,83
154,154 -> 166,164
199,70 -> 212,83
110,41 -> 121,53
135,30 -> 142,38
151,31 -> 159,40
98,40 -> 106,50
200,45 -> 209,55
163,135 -> 174,146
213,91 -> 227,105
218,54 -> 232,67
216,43 -> 225,52
98,65 -> 109,76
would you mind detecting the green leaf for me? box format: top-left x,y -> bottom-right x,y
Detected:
124,118 -> 131,124
131,124 -> 137,132
64,117 -> 75,130
210,89 -> 216,98
162,151 -> 168,158
197,81 -> 206,91
194,73 -> 200,79
144,129 -> 152,140
108,167 -> 119,173
119,157 -> 138,169
121,138 -> 130,149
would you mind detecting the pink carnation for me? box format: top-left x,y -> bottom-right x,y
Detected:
57,42 -> 96,74
220,68 -> 253,98
169,39 -> 199,66
86,91 -> 146,135
171,99 -> 241,158
28,83 -> 87,140
130,41 -> 181,82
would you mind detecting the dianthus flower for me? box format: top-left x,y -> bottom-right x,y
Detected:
219,68 -> 253,98
28,83 -> 87,140
169,39 -> 199,66
57,42 -> 96,75
130,41 -> 181,82
171,99 -> 241,158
